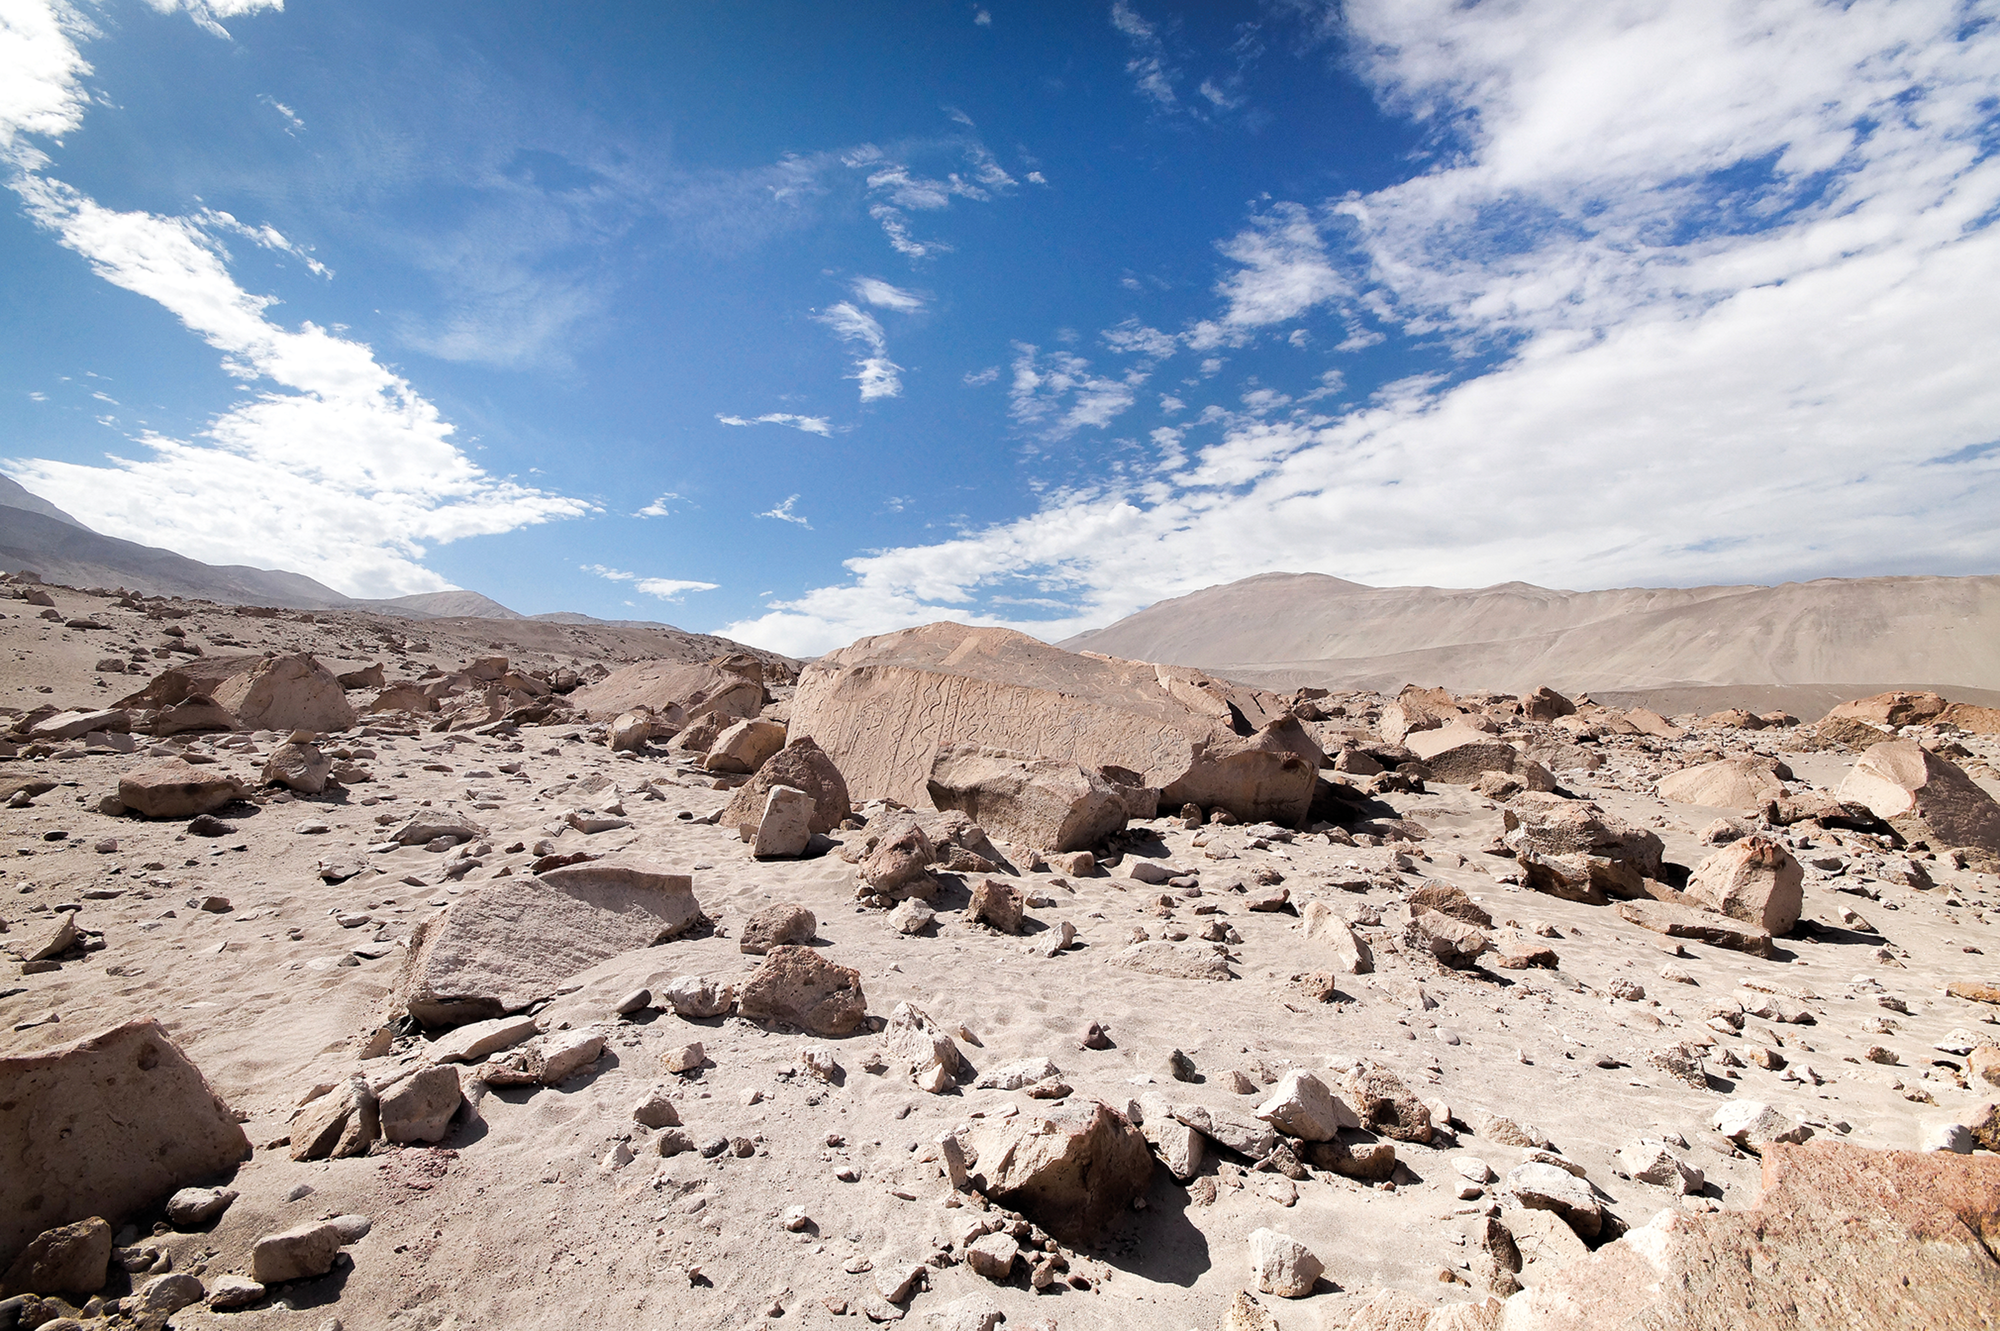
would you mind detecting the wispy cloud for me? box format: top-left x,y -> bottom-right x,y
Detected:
717,412 -> 834,436
1184,201 -> 1348,349
845,138 -> 1015,261
1009,343 -> 1143,438
816,301 -> 903,401
258,93 -> 303,134
634,492 -> 684,518
196,207 -> 331,278
1101,318 -> 1178,360
1110,2 -> 1179,109
582,564 -> 718,601
851,276 -> 926,312
140,0 -> 281,43
757,495 -> 811,528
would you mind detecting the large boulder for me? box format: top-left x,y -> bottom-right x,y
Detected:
117,759 -> 247,819
261,740 -> 332,794
1404,723 -> 1520,784
723,736 -> 853,837
1684,835 -> 1804,934
569,660 -> 765,726
393,860 -> 704,1027
787,621 -> 1299,822
965,1099 -> 1154,1243
1826,691 -> 1949,728
1615,899 -> 1774,956
736,945 -> 868,1036
1,1217 -> 112,1298
1495,1143 -> 2000,1329
0,1020 -> 250,1270
149,693 -> 239,735
1505,793 -> 1664,899
1837,741 -> 2000,855
1656,756 -> 1790,811
210,653 -> 356,733
704,718 -> 788,774
926,745 -> 1128,852
1160,717 -> 1326,826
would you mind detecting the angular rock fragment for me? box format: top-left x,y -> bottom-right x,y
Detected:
737,945 -> 867,1036
1615,900 -> 1774,957
926,745 -> 1128,852
250,1222 -> 344,1284
966,1099 -> 1153,1242
1300,900 -> 1373,974
117,760 -> 246,819
751,785 -> 814,859
1,1217 -> 111,1298
1684,835 -> 1804,934
740,902 -> 816,954
1248,1227 -> 1322,1298
724,737 -> 855,838
1838,740 -> 2000,855
289,1077 -> 379,1161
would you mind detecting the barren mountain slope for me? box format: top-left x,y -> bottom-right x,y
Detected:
1063,572 -> 2000,700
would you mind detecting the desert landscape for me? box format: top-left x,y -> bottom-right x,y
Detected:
4,540 -> 2000,1331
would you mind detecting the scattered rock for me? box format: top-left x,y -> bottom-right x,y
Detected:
926,745 -> 1129,852
1248,1227 -> 1322,1298
737,945 -> 868,1036
740,902 -> 816,954
250,1222 -> 344,1284
1684,835 -> 1804,935
965,1098 -> 1154,1243
0,1217 -> 111,1298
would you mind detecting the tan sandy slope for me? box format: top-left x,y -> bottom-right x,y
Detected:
1062,572 -> 2000,704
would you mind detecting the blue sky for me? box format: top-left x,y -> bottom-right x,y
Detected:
3,0 -> 1998,656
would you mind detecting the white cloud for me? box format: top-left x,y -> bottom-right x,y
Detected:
852,276 -> 925,311
4,175 -> 590,595
139,0 -> 281,42
1027,171 -> 1046,184
1110,1 -> 1178,108
721,0 -> 2000,658
1008,344 -> 1143,438
1101,318 -> 1178,360
1184,201 -> 1348,349
196,207 -> 330,277
259,94 -> 303,133
583,563 -> 718,601
716,412 -> 834,436
974,7 -> 991,25
757,495 -> 811,528
849,139 -> 1014,260
0,0 -> 96,164
963,366 -> 999,386
634,492 -> 683,518
816,301 -> 903,401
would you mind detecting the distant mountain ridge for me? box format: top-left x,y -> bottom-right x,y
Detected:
0,478 -> 675,628
1061,571 -> 2000,705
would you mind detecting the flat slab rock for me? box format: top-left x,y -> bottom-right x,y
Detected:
1113,940 -> 1235,981
394,859 -> 703,1027
0,1019 -> 251,1270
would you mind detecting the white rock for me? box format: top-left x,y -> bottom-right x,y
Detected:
1248,1227 -> 1322,1298
1254,1069 -> 1359,1142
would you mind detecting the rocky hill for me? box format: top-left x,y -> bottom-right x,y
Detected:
1062,572 -> 2000,715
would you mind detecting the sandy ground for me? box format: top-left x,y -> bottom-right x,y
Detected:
4,581 -> 2000,1330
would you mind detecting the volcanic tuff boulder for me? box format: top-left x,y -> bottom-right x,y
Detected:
116,759 -> 247,819
1158,716 -> 1325,826
786,621 -> 1306,822
926,745 -> 1129,852
569,660 -> 765,726
1504,793 -> 1665,901
1684,834 -> 1805,935
394,859 -> 704,1027
1837,739 -> 2000,855
0,1019 -> 251,1269
1655,755 -> 1790,811
722,735 -> 853,837
210,652 -> 357,732
964,1099 -> 1154,1243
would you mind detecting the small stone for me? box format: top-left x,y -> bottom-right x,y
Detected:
207,1274 -> 266,1309
615,987 -> 652,1015
1248,1227 -> 1322,1298
965,1232 -> 1019,1281
134,1272 -> 206,1317
250,1222 -> 344,1283
166,1186 -> 238,1227
663,1042 -> 705,1073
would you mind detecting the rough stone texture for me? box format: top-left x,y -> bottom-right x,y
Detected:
1827,690 -> 1949,728
210,652 -> 356,733
750,785 -> 813,859
133,1271 -> 205,1316
0,1217 -> 111,1298
250,1222 -> 344,1284
607,709 -> 655,752
1615,900 -> 1775,957
966,878 -> 1026,933
1340,1062 -> 1435,1143
1655,756 -> 1789,811
882,1002 -> 965,1092
165,1186 -> 237,1227
569,660 -> 764,726
1160,716 -> 1325,827
0,1019 -> 250,1270
148,693 -> 240,734
1711,1100 -> 1812,1151
1408,910 -> 1490,968
1172,1104 -> 1277,1158
1405,724 -> 1520,784
394,859 -> 703,1027
1133,1094 -> 1205,1181
788,621 -> 1299,820
1498,1143 -> 2000,1330
1838,740 -> 2000,854
704,717 -> 788,774
1113,940 -> 1234,981
1684,835 -> 1804,934
1248,1227 -> 1322,1298
736,945 -> 867,1036
926,745 -> 1129,852
1503,794 -> 1664,898
261,741 -> 332,794
1504,1162 -> 1602,1240
116,759 -> 247,819
1253,1069 -> 1358,1142
966,1099 -> 1154,1243
724,736 -> 852,837
661,975 -> 735,1019
426,1015 -> 539,1063
289,1076 -> 379,1161
377,1064 -> 463,1144
1300,900 -> 1373,974
858,822 -> 939,899
740,902 -> 816,954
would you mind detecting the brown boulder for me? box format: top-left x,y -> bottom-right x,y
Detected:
1159,716 -> 1324,827
1404,723 -> 1519,784
926,745 -> 1127,852
1615,899 -> 1774,957
288,1077 -> 378,1161
211,653 -> 356,732
857,820 -> 940,899
0,1217 -> 111,1298
1655,757 -> 1789,811
1684,835 -> 1804,934
1520,686 -> 1576,722
148,692 -> 238,735
736,945 -> 867,1035
1504,794 -> 1663,898
1837,741 -> 2000,854
739,902 -> 816,954
365,682 -> 438,714
336,662 -> 385,690
1498,1142 -> 2000,1330
570,660 -> 765,725
704,717 -> 788,774
966,878 -> 1026,933
117,759 -> 246,819
723,736 -> 852,837
966,1099 -> 1154,1243
394,859 -> 704,1027
1940,702 -> 2000,735
261,741 -> 332,794
788,621 -> 1297,822
0,1020 -> 250,1270
1826,690 -> 1949,728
